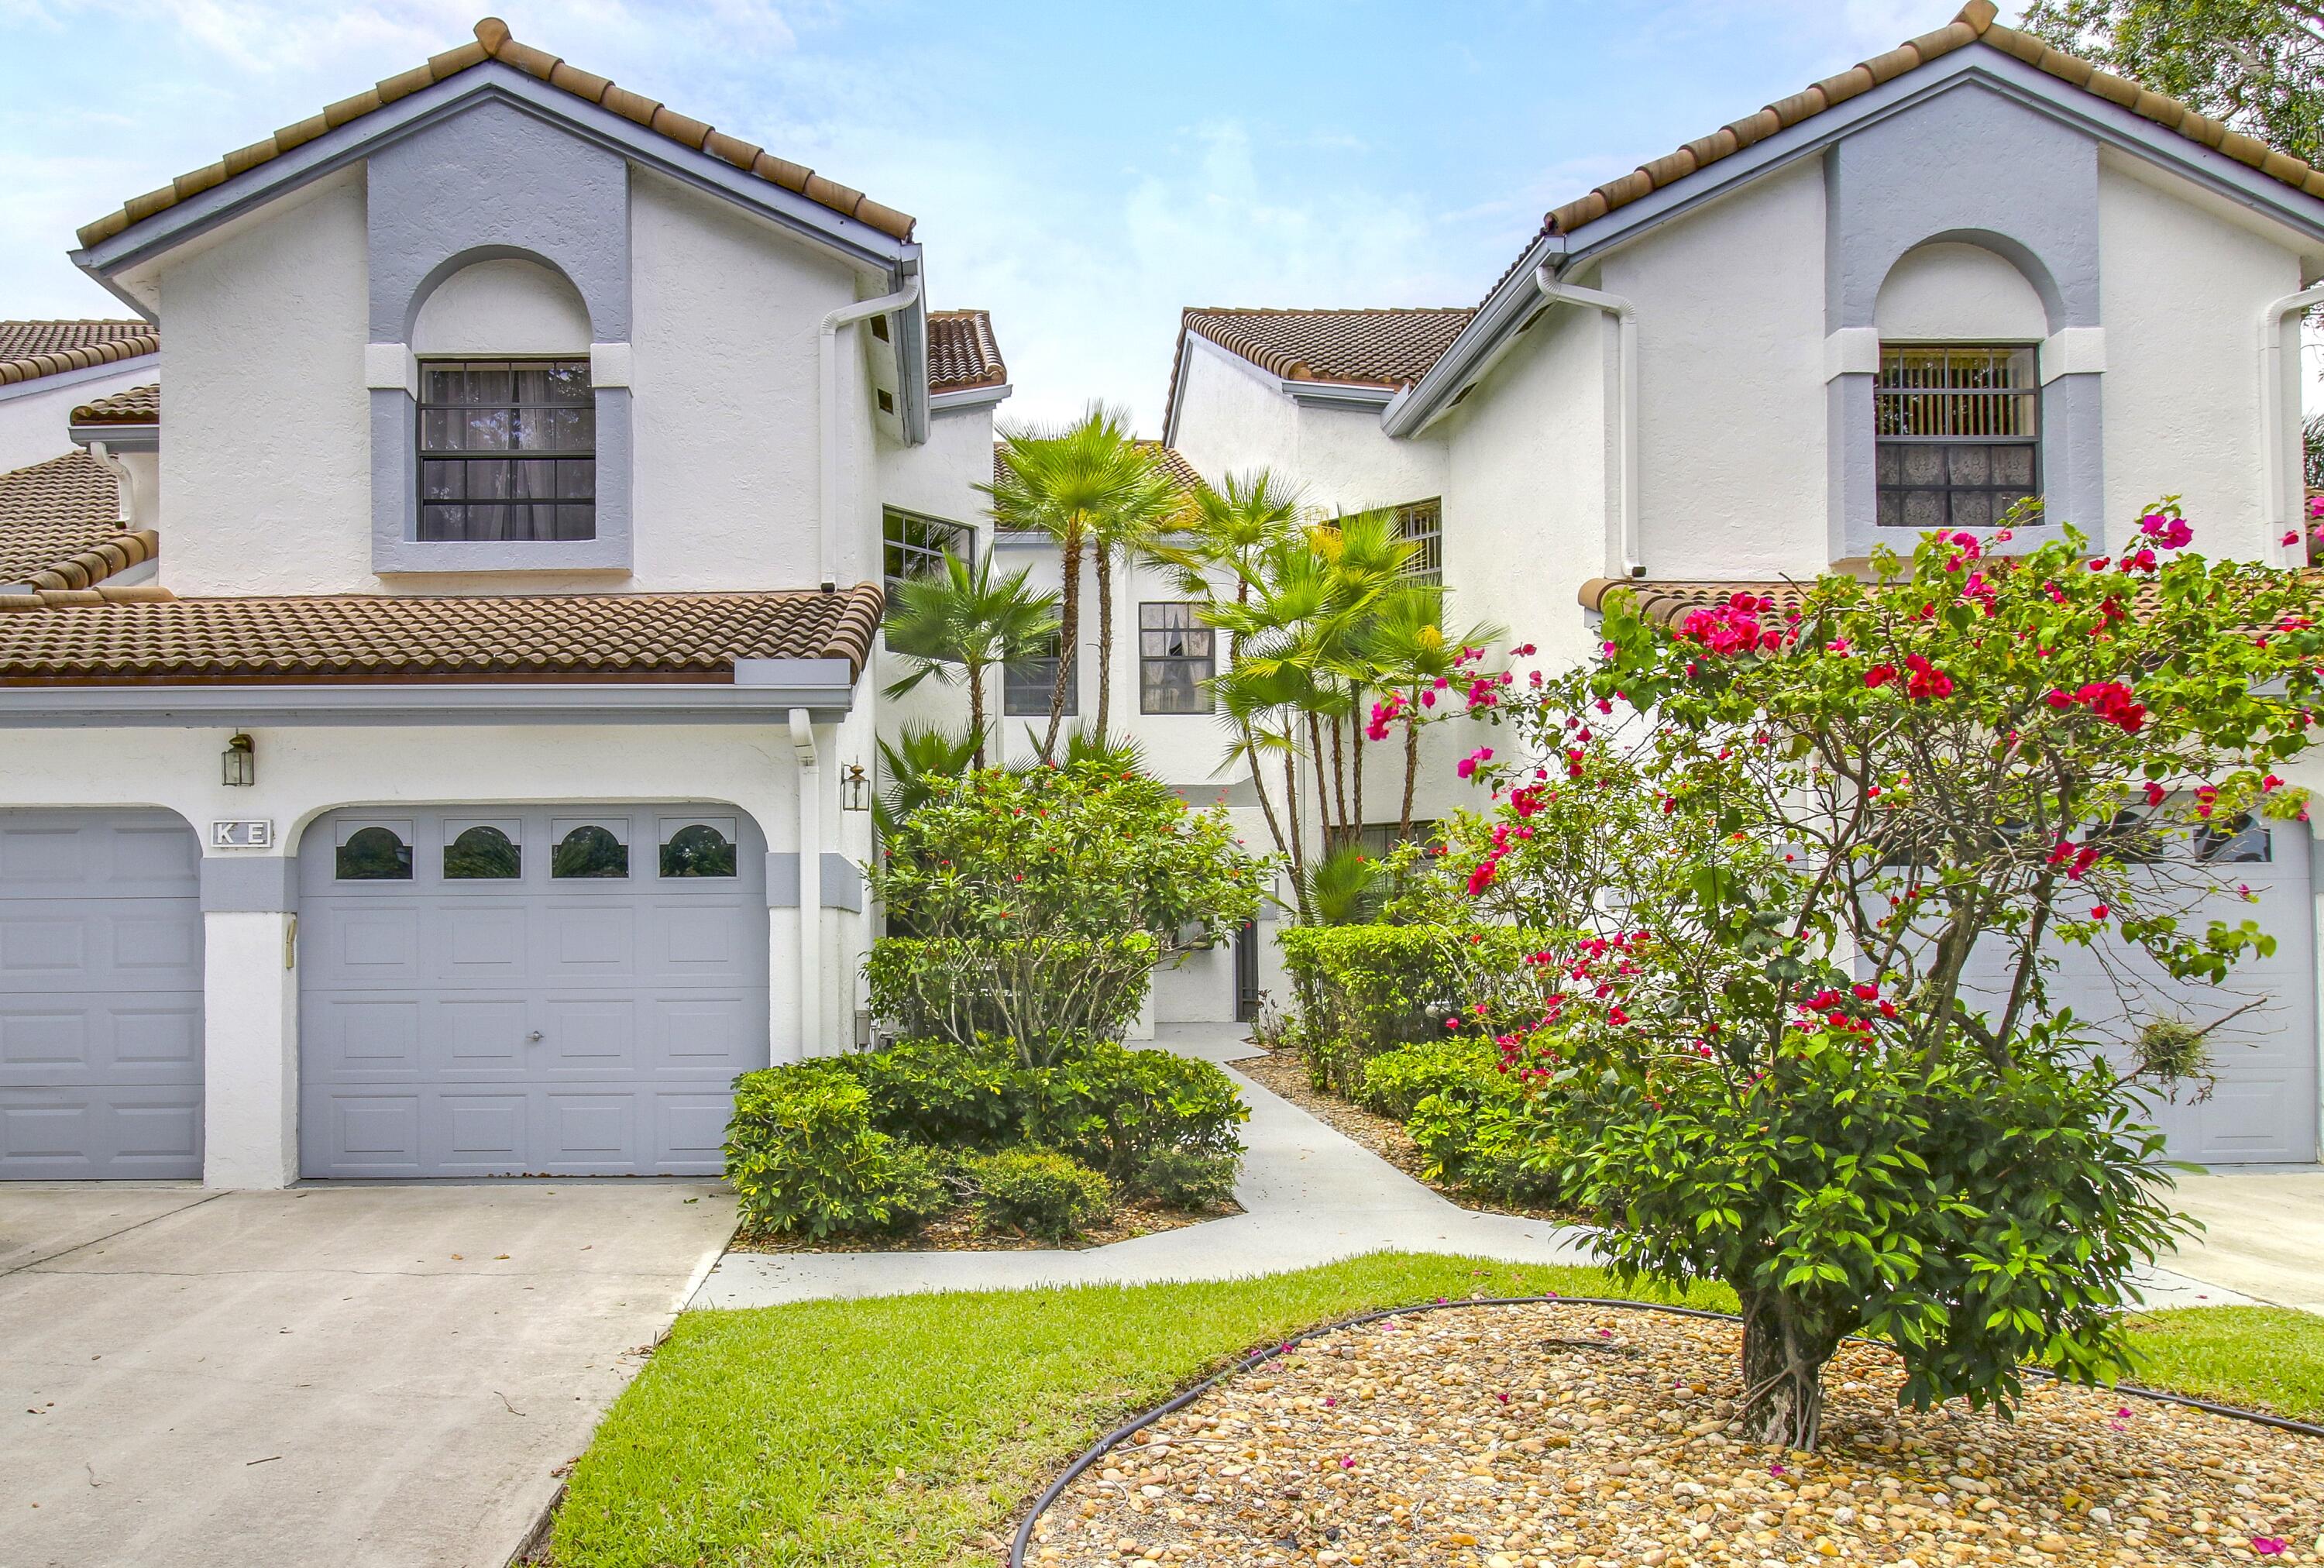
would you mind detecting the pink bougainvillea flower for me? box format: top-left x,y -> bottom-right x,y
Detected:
1769,1463 -> 1788,1477
2253,1538 -> 2288,1556
2091,904 -> 2109,919
1339,1456 -> 1355,1469
1456,747 -> 1494,781
2139,513 -> 2194,549
1864,663 -> 1897,689
2145,781 -> 2168,807
2286,531 -> 2305,546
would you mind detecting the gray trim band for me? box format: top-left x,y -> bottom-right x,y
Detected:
0,681 -> 858,727
200,854 -> 298,913
69,421 -> 157,452
763,851 -> 865,910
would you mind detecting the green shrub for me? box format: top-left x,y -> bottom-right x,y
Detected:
853,1033 -> 1029,1147
966,1147 -> 1111,1241
1025,1040 -> 1248,1189
867,763 -> 1267,1064
724,1063 -> 951,1240
1131,1145 -> 1240,1210
1356,1035 -> 1499,1119
1279,924 -> 1550,1096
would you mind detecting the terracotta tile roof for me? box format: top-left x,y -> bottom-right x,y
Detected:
1521,2 -> 2324,262
0,452 -> 151,590
71,383 -> 158,425
1179,308 -> 1475,388
1136,441 -> 1208,496
0,583 -> 885,684
0,321 -> 159,389
77,18 -> 912,253
927,310 -> 1006,392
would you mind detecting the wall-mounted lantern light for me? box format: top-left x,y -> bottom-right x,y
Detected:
841,762 -> 871,812
222,732 -> 256,787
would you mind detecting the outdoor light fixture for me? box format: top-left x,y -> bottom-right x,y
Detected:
841,762 -> 871,812
222,732 -> 256,787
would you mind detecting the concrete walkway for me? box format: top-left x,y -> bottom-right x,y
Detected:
2156,1171 -> 2324,1313
694,1024 -> 2299,1315
697,1026 -> 1598,1308
0,1181 -> 734,1568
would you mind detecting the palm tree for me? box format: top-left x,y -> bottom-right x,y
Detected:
882,552 -> 1058,769
984,405 -> 1177,758
872,722 -> 981,841
1356,585 -> 1506,840
1089,448 -> 1190,747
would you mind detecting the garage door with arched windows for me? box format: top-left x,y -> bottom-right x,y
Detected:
297,804 -> 771,1178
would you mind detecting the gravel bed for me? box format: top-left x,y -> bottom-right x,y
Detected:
1028,1302 -> 2322,1567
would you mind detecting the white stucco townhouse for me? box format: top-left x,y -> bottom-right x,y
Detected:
0,18 -> 1016,1188
1140,1 -> 2324,1166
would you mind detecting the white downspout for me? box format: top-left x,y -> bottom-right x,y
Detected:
2260,284 -> 2324,565
1534,266 -> 1642,579
83,438 -> 136,526
819,278 -> 922,590
790,707 -> 822,1057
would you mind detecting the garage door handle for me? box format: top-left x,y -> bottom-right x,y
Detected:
527,1030 -> 545,1041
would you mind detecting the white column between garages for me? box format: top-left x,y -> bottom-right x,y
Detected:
201,899 -> 298,1189
790,709 -> 822,1057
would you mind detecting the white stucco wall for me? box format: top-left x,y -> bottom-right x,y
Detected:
0,359 -> 155,478
2097,153 -> 2306,561
411,257 -> 591,356
157,167 -> 372,597
1168,338 -> 1446,516
629,169 -> 867,592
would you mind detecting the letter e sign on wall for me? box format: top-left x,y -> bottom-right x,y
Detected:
211,819 -> 274,850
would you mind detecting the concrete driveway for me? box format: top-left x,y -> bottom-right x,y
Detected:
0,1181 -> 735,1568
2159,1170 -> 2324,1313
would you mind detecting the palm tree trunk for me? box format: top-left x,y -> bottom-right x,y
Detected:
968,658 -> 988,769
1350,698 -> 1365,843
1282,743 -> 1312,921
1329,710 -> 1349,845
1093,545 -> 1115,747
1400,694 -> 1420,841
1044,522 -> 1083,760
1308,709 -> 1333,850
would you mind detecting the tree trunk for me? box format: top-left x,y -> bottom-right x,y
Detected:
1093,545 -> 1115,748
1043,523 -> 1083,760
968,659 -> 988,769
1283,747 -> 1311,921
1735,1289 -> 1836,1452
1400,701 -> 1419,841
1350,696 -> 1365,846
1329,712 -> 1349,848
1308,710 -> 1333,850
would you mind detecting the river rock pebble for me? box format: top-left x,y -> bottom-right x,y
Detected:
1026,1302 -> 2322,1566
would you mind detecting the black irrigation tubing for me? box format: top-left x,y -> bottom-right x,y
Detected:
1007,1292 -> 2324,1568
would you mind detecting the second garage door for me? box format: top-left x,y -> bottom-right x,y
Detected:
299,805 -> 771,1178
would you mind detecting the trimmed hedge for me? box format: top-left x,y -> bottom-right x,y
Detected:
965,1147 -> 1112,1240
725,1038 -> 1250,1238
1359,1037 -> 1569,1207
1278,923 -> 1549,1095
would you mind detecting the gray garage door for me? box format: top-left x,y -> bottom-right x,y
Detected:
0,810 -> 205,1179
1965,815 -> 2318,1166
299,805 -> 771,1178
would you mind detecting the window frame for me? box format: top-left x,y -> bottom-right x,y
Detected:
1004,631 -> 1078,717
882,507 -> 974,598
1392,498 -> 1442,586
414,357 -> 597,543
1138,601 -> 1216,715
1874,342 -> 2041,532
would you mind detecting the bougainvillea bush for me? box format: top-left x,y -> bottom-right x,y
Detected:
1418,502 -> 2322,1449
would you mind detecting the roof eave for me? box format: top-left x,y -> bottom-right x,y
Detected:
71,65 -> 920,297
1383,230 -> 1565,438
0,675 -> 861,727
930,380 -> 1012,412
70,421 -> 157,452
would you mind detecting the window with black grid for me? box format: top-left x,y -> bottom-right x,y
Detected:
1875,346 -> 2039,531
1139,603 -> 1215,714
418,360 -> 595,541
1004,633 -> 1077,716
883,508 -> 972,596
1393,498 -> 1442,584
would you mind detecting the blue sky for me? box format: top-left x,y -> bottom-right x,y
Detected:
0,1 -> 2011,432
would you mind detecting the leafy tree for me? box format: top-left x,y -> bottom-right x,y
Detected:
2023,0 -> 2324,163
985,406 -> 1180,758
1435,504 -> 2322,1448
882,552 -> 1058,769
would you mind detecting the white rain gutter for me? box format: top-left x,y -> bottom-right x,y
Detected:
2260,283 -> 2324,566
1534,266 -> 1642,579
819,277 -> 922,590
789,707 -> 823,1056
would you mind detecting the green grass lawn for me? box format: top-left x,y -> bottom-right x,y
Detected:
546,1253 -> 2319,1568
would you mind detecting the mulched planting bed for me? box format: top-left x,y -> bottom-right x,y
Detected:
1234,1049 -> 1576,1226
1026,1301 -> 2322,1567
736,1197 -> 1238,1254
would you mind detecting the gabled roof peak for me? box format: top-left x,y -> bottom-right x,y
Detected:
76,16 -> 913,253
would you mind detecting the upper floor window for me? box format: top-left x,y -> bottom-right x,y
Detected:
1140,602 -> 1214,714
418,360 -> 595,542
1875,346 -> 2038,531
883,508 -> 972,597
1393,499 -> 1442,585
